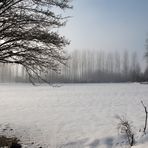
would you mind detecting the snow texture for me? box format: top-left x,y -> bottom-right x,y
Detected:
0,83 -> 147,148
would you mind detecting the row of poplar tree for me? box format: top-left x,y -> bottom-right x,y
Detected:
0,49 -> 147,83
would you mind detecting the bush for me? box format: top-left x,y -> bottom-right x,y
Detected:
116,116 -> 135,146
0,135 -> 21,148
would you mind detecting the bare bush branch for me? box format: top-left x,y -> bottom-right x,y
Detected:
141,100 -> 148,134
117,116 -> 135,146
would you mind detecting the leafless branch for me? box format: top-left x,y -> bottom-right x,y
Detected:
0,0 -> 72,83
141,100 -> 148,134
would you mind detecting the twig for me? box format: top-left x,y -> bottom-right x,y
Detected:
141,100 -> 148,134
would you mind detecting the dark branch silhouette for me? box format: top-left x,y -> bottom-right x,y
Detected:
0,0 -> 72,84
141,100 -> 148,134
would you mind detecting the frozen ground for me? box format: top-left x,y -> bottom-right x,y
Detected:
0,83 -> 148,148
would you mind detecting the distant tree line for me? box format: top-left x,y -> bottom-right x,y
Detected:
59,50 -> 147,83
0,49 -> 148,83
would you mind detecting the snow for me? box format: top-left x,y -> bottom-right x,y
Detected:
132,143 -> 148,148
0,83 -> 147,148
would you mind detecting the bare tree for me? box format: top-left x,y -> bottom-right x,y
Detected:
145,38 -> 148,63
130,52 -> 141,82
144,38 -> 148,81
114,51 -> 121,74
105,52 -> 114,74
0,0 -> 72,84
122,50 -> 129,81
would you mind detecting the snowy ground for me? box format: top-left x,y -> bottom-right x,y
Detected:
0,83 -> 148,148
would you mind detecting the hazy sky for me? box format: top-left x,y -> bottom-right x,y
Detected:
60,0 -> 148,57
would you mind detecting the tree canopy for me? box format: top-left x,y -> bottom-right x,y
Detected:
0,0 -> 72,83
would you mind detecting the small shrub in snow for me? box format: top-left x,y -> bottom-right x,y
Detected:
117,116 -> 135,146
0,135 -> 21,148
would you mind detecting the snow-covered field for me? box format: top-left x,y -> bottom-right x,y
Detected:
0,83 -> 148,148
